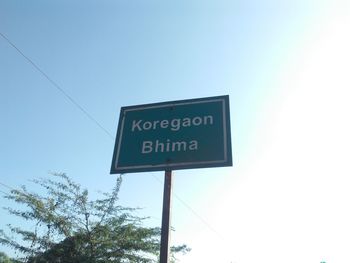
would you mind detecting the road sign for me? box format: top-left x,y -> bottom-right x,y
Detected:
110,95 -> 232,174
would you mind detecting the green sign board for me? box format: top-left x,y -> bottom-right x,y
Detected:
110,95 -> 232,174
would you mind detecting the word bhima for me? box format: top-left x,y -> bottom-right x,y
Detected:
142,139 -> 198,154
131,115 -> 213,132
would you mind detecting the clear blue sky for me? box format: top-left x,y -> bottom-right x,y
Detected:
1,1 -> 350,262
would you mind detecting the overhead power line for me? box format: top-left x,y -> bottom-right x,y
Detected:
0,182 -> 14,195
0,182 -> 13,191
0,189 -> 9,196
0,31 -> 114,140
150,174 -> 226,241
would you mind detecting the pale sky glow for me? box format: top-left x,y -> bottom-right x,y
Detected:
1,1 -> 350,262
175,3 -> 350,262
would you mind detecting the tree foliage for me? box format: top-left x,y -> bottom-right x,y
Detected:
0,252 -> 12,263
0,251 -> 21,263
0,173 -> 189,262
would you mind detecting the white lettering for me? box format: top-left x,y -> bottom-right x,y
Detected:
192,116 -> 202,126
172,141 -> 187,151
166,139 -> 171,152
155,140 -> 164,152
131,115 -> 214,132
203,115 -> 213,125
189,140 -> 198,150
143,121 -> 152,130
182,118 -> 191,127
141,139 -> 199,154
170,119 -> 181,131
132,120 -> 142,132
142,141 -> 153,153
153,120 -> 160,129
160,120 -> 169,128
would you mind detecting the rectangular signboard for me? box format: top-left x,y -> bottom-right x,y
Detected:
110,95 -> 232,174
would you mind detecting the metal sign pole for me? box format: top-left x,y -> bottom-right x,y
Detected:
159,170 -> 172,263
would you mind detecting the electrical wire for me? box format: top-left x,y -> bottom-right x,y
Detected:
0,31 -> 114,140
0,189 -> 9,196
0,182 -> 14,196
150,174 -> 226,241
0,182 -> 13,191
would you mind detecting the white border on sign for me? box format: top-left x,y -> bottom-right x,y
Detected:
114,98 -> 228,171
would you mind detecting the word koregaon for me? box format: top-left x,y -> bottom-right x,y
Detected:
130,115 -> 214,154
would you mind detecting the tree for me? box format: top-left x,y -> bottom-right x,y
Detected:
0,173 -> 189,262
0,252 -> 20,263
0,252 -> 12,263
